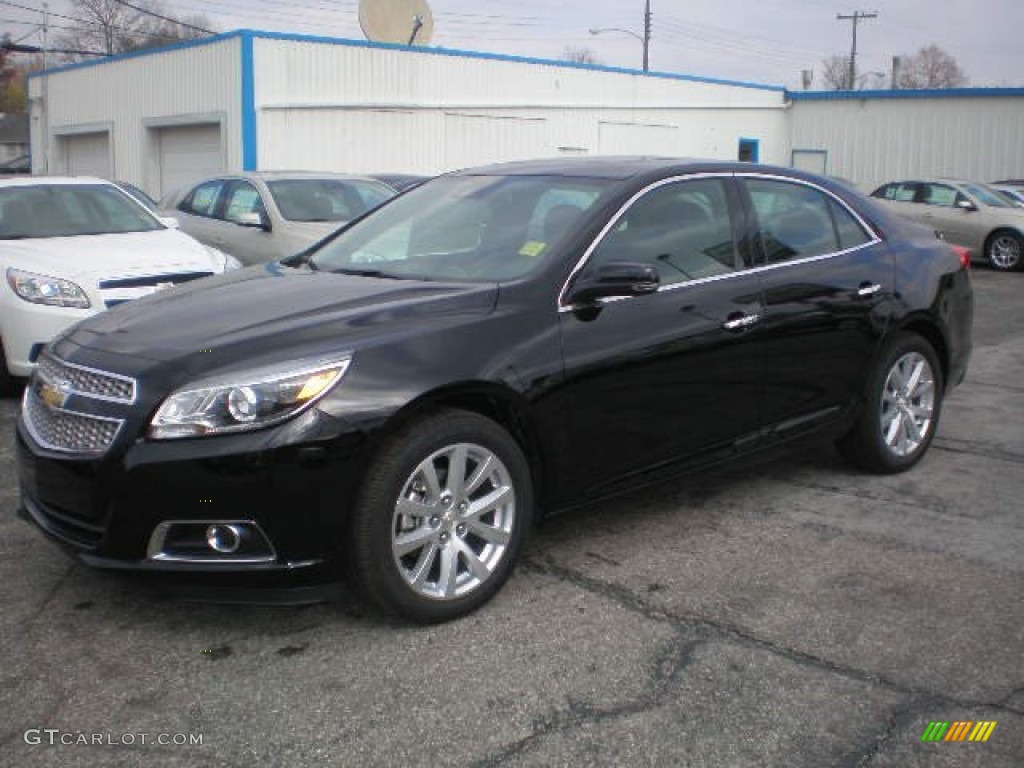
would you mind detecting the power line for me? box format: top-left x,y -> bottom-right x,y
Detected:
109,0 -> 214,34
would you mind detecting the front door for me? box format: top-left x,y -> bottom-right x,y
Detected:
558,176 -> 766,499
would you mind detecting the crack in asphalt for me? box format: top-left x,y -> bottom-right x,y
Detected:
466,554 -> 1024,767
933,437 -> 1024,465
470,634 -> 703,768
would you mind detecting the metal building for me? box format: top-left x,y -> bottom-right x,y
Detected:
790,89 -> 1024,191
28,30 -> 789,199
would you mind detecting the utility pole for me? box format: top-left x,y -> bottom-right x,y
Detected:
836,10 -> 877,90
41,2 -> 49,173
642,0 -> 651,72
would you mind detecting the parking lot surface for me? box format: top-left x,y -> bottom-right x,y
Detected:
2,268 -> 1022,767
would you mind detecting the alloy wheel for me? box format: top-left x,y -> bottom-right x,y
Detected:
989,235 -> 1021,270
879,351 -> 935,458
391,442 -> 515,600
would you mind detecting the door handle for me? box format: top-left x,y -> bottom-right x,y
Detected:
722,313 -> 761,331
856,282 -> 882,297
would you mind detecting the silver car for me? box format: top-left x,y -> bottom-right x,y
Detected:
159,172 -> 395,264
870,178 -> 1024,271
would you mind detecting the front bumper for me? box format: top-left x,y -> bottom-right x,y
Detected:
16,413 -> 372,586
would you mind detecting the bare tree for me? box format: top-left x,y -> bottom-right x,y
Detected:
820,55 -> 851,90
563,46 -> 602,65
56,0 -> 215,61
897,44 -> 967,89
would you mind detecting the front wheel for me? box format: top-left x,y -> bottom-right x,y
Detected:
349,408 -> 533,623
838,333 -> 943,474
985,230 -> 1023,271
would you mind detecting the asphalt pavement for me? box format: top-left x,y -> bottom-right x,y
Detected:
2,268 -> 1021,767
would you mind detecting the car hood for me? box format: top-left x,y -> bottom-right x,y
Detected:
1,229 -> 222,281
62,263 -> 499,375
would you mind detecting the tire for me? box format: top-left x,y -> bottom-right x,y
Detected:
837,333 -> 943,474
348,408 -> 533,623
985,229 -> 1024,272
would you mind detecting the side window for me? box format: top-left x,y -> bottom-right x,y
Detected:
829,200 -> 872,250
892,182 -> 918,202
746,179 -> 843,263
921,183 -> 957,207
589,178 -> 739,286
179,180 -> 225,217
224,181 -> 266,223
870,183 -> 893,199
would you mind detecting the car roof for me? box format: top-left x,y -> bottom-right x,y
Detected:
227,171 -> 386,182
449,155 -> 804,181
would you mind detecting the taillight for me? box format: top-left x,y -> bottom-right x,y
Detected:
950,244 -> 971,270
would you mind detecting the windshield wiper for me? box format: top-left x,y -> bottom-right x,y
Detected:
332,268 -> 412,280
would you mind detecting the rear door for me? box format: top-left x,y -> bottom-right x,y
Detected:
739,174 -> 894,439
557,175 -> 766,497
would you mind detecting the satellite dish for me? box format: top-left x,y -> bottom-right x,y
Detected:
359,0 -> 435,46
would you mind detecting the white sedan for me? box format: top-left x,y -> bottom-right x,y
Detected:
0,177 -> 240,389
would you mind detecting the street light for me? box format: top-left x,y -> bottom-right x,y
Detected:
589,0 -> 652,71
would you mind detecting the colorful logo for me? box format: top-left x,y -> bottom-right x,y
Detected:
921,721 -> 997,742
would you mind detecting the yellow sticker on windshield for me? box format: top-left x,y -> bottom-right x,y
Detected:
519,241 -> 547,257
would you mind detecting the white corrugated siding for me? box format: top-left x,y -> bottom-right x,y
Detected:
790,96 -> 1024,192
29,37 -> 242,197
252,38 -> 790,174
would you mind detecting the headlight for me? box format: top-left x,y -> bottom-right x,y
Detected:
149,356 -> 352,439
6,267 -> 91,308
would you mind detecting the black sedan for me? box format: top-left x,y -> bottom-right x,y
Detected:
16,157 -> 973,623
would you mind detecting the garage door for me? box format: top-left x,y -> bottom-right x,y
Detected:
157,124 -> 224,198
64,132 -> 111,178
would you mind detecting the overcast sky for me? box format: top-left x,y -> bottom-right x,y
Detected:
3,0 -> 1022,89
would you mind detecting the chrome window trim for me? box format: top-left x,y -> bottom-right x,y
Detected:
21,387 -> 125,455
37,352 -> 138,405
557,170 -> 882,313
146,519 -> 278,564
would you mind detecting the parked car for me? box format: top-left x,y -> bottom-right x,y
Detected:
992,184 -> 1024,208
0,154 -> 31,174
0,177 -> 240,391
368,173 -> 430,193
159,172 -> 395,264
17,158 -> 972,623
870,178 -> 1024,271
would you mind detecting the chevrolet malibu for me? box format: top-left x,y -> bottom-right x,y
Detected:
17,158 -> 973,623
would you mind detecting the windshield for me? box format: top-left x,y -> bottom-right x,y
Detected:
310,175 -> 609,282
266,179 -> 394,223
963,183 -> 1010,208
0,184 -> 163,239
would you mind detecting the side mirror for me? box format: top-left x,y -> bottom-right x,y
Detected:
157,216 -> 180,229
567,262 -> 660,305
234,211 -> 272,231
956,199 -> 977,212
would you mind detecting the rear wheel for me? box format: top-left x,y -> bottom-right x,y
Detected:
838,333 -> 943,473
985,229 -> 1023,271
349,408 -> 532,623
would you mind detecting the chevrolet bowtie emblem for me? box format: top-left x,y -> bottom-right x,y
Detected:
39,377 -> 72,409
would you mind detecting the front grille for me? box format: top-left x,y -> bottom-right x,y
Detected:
22,388 -> 123,454
37,352 -> 136,403
97,271 -> 213,290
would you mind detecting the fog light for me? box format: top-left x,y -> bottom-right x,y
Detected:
206,524 -> 242,553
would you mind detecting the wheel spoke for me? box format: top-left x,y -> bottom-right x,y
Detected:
420,460 -> 442,500
910,402 -> 933,421
466,485 -> 512,520
464,454 -> 495,495
466,518 -> 510,546
395,497 -> 435,520
438,546 -> 459,597
394,525 -> 436,557
446,444 -> 469,498
885,411 -> 903,446
904,360 -> 924,396
455,539 -> 492,581
409,541 -> 439,588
